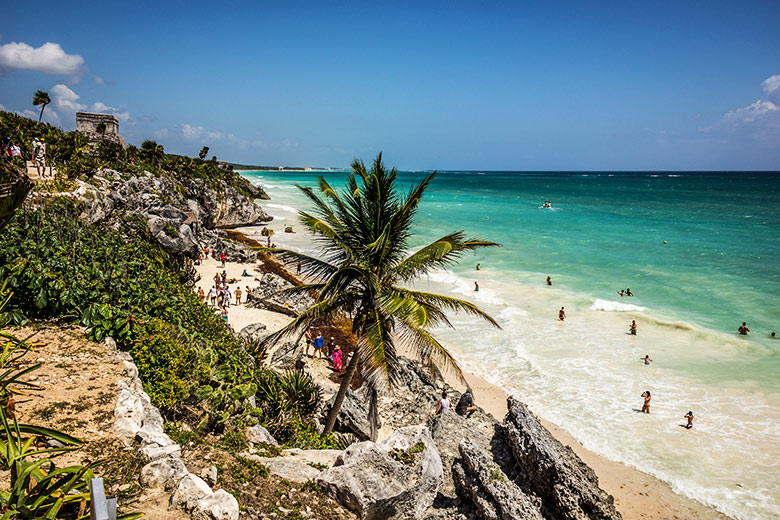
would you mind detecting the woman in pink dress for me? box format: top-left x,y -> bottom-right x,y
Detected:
332,345 -> 343,371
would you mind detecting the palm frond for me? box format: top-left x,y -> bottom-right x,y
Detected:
389,287 -> 501,328
392,232 -> 501,281
394,315 -> 464,382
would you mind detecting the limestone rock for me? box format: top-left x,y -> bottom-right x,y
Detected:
246,273 -> 314,316
246,424 -> 278,447
317,425 -> 443,520
140,443 -> 181,462
201,465 -> 218,487
140,456 -> 189,490
504,397 -> 621,520
452,439 -> 543,520
319,388 -> 372,441
238,322 -> 270,344
242,453 -> 319,483
269,340 -> 304,371
192,490 -> 240,520
170,474 -> 213,512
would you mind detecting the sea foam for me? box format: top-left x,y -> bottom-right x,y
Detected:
590,299 -> 646,312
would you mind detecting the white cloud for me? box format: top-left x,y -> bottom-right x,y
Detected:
705,74 -> 780,139
179,124 -> 223,142
90,101 -> 132,124
0,41 -> 84,76
50,84 -> 86,113
761,74 -> 780,104
93,75 -> 106,86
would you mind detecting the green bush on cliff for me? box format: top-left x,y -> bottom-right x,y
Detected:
0,199 -> 323,444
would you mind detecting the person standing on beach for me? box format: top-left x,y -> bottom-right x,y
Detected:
641,391 -> 651,413
313,332 -> 324,359
198,287 -> 205,302
304,330 -> 313,357
546,276 -> 552,286
684,410 -> 694,429
432,391 -> 451,416
629,320 -> 637,335
209,286 -> 217,306
559,307 -> 566,321
326,336 -> 336,357
331,345 -> 343,371
738,322 -> 750,335
204,246 -> 209,258
220,252 -> 226,268
235,287 -> 242,305
296,261 -> 302,276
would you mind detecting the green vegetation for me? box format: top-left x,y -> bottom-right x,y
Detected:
0,285 -> 142,519
300,480 -> 325,494
307,462 -> 328,471
389,441 -> 427,466
0,110 -> 257,197
264,153 -> 501,439
0,199 -> 326,446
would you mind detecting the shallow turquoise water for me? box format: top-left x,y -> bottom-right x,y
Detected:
243,170 -> 780,519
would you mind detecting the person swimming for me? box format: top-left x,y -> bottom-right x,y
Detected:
772,332 -> 777,339
643,355 -> 653,365
546,276 -> 552,286
626,288 -> 634,296
738,322 -> 750,335
476,263 -> 480,270
474,281 -> 479,292
684,410 -> 694,429
617,289 -> 625,297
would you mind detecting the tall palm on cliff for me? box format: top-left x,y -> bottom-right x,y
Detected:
32,91 -> 51,124
263,153 -> 500,440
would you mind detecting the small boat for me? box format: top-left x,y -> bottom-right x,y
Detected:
542,201 -> 552,208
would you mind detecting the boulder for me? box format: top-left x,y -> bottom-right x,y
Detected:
452,439 -> 543,520
319,388 -> 372,441
238,322 -> 270,344
170,474 -> 213,512
284,225 -> 294,233
503,397 -> 622,520
246,424 -> 279,447
140,443 -> 181,462
241,453 -> 320,483
140,456 -> 189,490
246,273 -> 314,316
192,490 -> 240,520
270,340 -> 304,371
317,425 -> 443,520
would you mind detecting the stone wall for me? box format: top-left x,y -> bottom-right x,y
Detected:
76,112 -> 127,147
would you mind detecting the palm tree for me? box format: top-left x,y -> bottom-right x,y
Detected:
32,91 -> 51,124
199,146 -> 209,160
263,153 -> 501,439
140,139 -> 164,167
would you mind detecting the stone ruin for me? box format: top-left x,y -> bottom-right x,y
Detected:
76,112 -> 127,147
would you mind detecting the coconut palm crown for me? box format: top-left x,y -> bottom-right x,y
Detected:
32,91 -> 51,124
263,153 -> 501,438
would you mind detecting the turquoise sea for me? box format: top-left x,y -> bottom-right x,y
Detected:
242,170 -> 780,520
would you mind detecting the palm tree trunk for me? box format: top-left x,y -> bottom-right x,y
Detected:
321,348 -> 361,437
368,386 -> 379,441
38,104 -> 46,123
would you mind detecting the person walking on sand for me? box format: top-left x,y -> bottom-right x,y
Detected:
738,322 -> 750,335
432,390 -> 451,416
209,286 -> 217,306
546,276 -> 552,286
296,261 -> 302,276
304,330 -> 313,358
643,355 -> 653,365
629,320 -> 637,335
204,246 -> 209,258
235,287 -> 242,305
559,307 -> 566,321
684,410 -> 694,429
198,286 -> 205,302
641,391 -> 651,414
220,252 -> 226,268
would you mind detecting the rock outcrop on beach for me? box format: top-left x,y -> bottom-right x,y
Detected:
503,397 -> 622,520
64,168 -> 272,257
246,272 -> 315,316
317,425 -> 443,520
452,439 -> 544,520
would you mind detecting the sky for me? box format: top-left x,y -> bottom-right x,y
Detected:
1,1 -> 779,170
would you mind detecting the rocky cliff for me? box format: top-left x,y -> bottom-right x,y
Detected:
60,169 -> 272,257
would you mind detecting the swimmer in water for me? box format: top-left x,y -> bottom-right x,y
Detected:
641,391 -> 651,414
684,410 -> 694,429
643,355 -> 653,365
546,276 -> 552,286
617,289 -> 625,297
474,282 -> 479,292
738,322 -> 750,335
559,307 -> 566,321
629,320 -> 637,335
626,288 -> 634,296
772,332 -> 777,339
476,263 -> 480,270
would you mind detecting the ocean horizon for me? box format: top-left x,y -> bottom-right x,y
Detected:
242,169 -> 780,520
